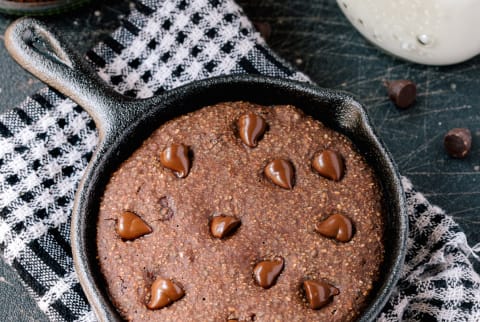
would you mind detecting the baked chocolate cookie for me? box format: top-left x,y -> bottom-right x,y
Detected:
97,102 -> 384,321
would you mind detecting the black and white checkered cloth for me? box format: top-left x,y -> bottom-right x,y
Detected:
0,0 -> 479,321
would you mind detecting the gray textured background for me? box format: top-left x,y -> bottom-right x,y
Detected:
0,0 -> 479,320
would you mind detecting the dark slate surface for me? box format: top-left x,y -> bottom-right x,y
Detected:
0,0 -> 478,320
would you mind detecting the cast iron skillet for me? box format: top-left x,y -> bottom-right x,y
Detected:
5,18 -> 407,322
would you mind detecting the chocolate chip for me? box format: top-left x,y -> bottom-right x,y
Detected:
315,214 -> 353,242
264,159 -> 295,189
210,215 -> 241,238
385,79 -> 417,109
312,150 -> 344,181
253,21 -> 272,40
160,143 -> 191,178
253,257 -> 284,288
303,280 -> 339,310
444,128 -> 472,158
237,113 -> 267,148
116,211 -> 152,240
146,277 -> 184,310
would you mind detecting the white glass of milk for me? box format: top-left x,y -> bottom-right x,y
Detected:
337,0 -> 480,65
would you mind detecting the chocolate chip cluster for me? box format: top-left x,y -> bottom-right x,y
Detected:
114,111 -> 356,312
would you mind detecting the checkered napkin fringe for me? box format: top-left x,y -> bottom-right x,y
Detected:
0,0 -> 478,321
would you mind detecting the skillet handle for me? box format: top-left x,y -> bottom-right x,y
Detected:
4,17 -> 134,138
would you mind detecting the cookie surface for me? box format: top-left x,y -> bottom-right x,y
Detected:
97,102 -> 384,321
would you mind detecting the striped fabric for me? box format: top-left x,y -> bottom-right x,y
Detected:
0,0 -> 479,321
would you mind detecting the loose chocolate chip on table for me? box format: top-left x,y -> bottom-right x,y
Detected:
210,215 -> 241,238
237,112 -> 267,147
312,150 -> 344,181
147,277 -> 185,310
384,79 -> 417,109
264,159 -> 295,189
253,257 -> 284,289
253,21 -> 272,40
444,127 -> 472,158
315,213 -> 353,242
160,143 -> 191,178
116,211 -> 152,240
303,280 -> 339,310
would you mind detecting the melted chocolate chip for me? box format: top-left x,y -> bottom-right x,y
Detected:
237,113 -> 267,147
160,143 -> 191,178
253,257 -> 284,288
312,150 -> 344,181
116,211 -> 152,240
264,159 -> 294,189
315,214 -> 353,242
385,79 -> 417,109
303,280 -> 339,310
147,277 -> 184,310
210,215 -> 241,238
444,127 -> 472,158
